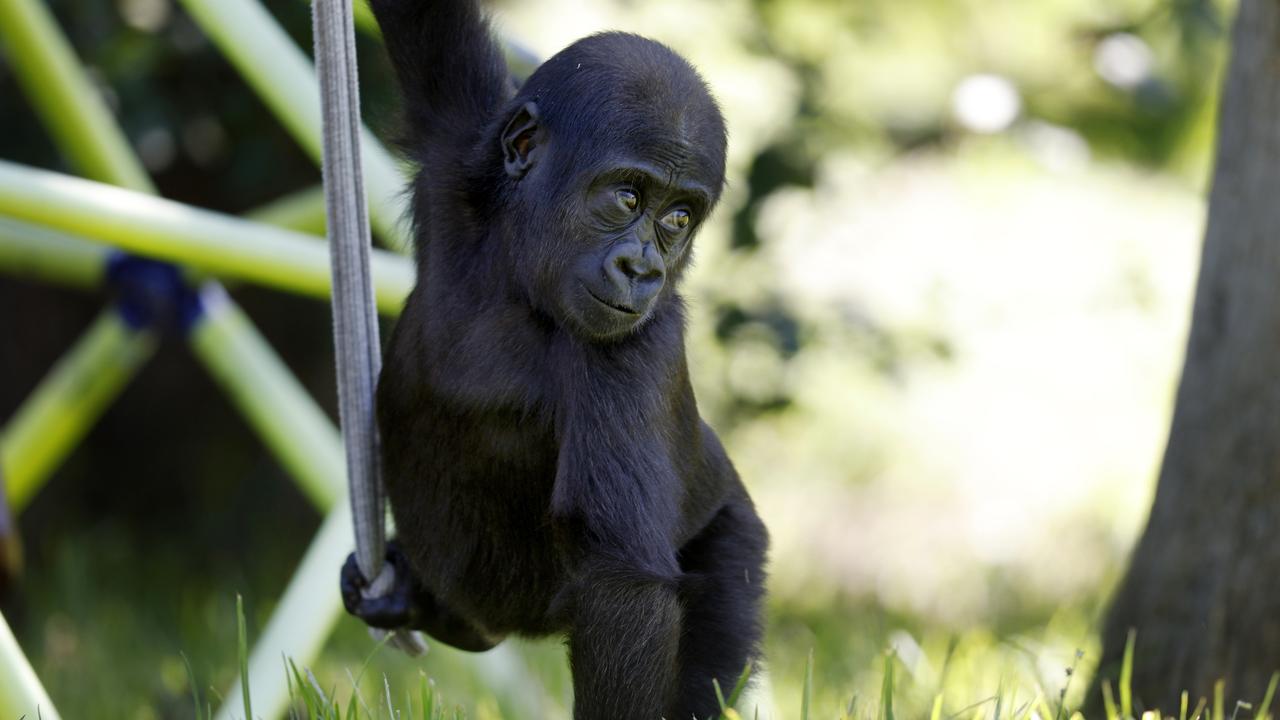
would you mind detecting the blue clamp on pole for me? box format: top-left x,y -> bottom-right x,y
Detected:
104,253 -> 205,333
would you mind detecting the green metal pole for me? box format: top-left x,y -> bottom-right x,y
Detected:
245,184 -> 329,236
0,0 -> 154,192
187,287 -> 345,510
176,0 -> 409,249
0,182 -> 337,293
0,162 -> 412,313
0,611 -> 61,720
0,162 -> 414,315
0,218 -> 108,289
0,310 -> 156,514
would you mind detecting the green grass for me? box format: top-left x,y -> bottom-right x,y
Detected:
19,581 -> 1274,720
207,599 -> 1280,720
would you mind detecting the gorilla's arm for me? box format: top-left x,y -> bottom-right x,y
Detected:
548,339 -> 689,717
366,0 -> 511,146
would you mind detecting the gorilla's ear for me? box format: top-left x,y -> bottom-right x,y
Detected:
501,102 -> 543,179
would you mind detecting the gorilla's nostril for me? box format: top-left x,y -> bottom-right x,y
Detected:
615,255 -> 638,278
614,254 -> 663,283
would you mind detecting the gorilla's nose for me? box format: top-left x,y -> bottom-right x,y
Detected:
605,242 -> 664,300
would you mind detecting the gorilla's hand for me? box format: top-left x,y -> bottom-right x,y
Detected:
340,542 -> 418,630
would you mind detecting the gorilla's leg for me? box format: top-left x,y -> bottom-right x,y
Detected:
671,502 -> 769,720
341,543 -> 500,652
566,557 -> 683,719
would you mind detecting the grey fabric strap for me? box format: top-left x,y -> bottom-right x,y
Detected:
313,0 -> 426,657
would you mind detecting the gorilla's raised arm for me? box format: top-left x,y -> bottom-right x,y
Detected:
366,0 -> 512,146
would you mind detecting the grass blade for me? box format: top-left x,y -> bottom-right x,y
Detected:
944,695 -> 996,719
1120,630 -> 1135,720
724,663 -> 753,713
801,650 -> 813,720
289,658 -> 319,718
304,668 -> 331,707
420,674 -> 434,720
1103,680 -> 1118,720
1258,672 -> 1279,720
938,635 -> 958,691
384,674 -> 395,720
181,652 -> 204,720
844,693 -> 860,720
881,653 -> 896,720
237,594 -> 253,720
1213,680 -> 1225,720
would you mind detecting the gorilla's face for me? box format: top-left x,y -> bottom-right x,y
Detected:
555,161 -> 710,340
499,91 -> 723,342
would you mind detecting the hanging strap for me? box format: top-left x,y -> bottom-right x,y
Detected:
313,0 -> 426,657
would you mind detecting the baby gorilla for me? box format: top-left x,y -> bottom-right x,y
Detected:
340,2 -> 768,718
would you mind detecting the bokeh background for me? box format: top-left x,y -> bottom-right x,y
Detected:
0,0 -> 1232,716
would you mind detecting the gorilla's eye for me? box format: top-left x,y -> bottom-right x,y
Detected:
660,208 -> 691,232
615,189 -> 640,212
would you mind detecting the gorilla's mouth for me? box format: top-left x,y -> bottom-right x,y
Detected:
586,287 -> 639,315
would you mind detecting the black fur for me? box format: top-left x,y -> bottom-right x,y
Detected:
341,3 -> 768,718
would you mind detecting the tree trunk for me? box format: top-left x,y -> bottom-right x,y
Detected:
1093,0 -> 1280,711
